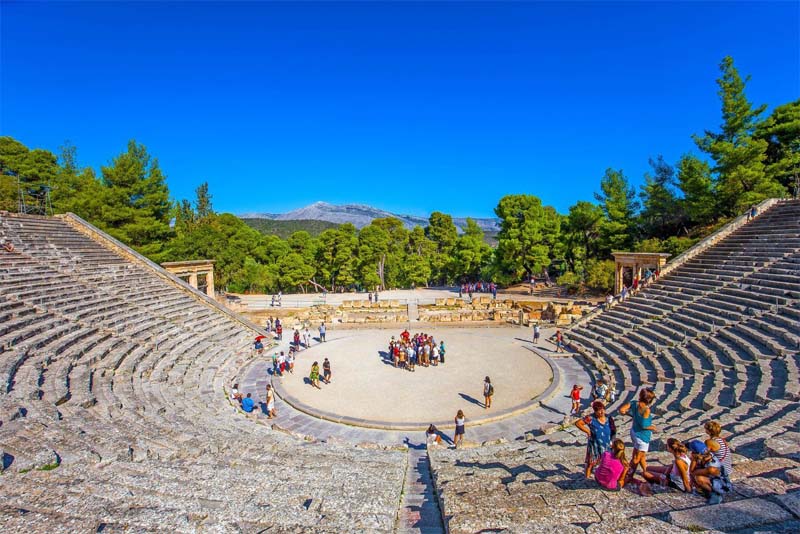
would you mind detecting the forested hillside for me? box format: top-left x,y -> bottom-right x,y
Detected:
1,57 -> 796,294
242,218 -> 340,239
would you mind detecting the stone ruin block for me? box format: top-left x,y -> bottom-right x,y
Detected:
340,300 -> 352,308
389,299 -> 399,307
556,314 -> 573,326
436,298 -> 447,306
446,298 -> 456,306
379,301 -> 389,308
529,310 -> 542,320
352,300 -> 363,308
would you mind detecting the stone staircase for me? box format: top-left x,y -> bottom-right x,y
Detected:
396,449 -> 446,534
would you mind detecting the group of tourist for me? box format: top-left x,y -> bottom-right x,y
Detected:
229,383 -> 276,419
309,358 -> 332,388
459,281 -> 497,299
387,330 -> 446,370
264,317 -> 283,340
270,350 -> 295,376
575,388 -> 733,505
606,269 -> 661,309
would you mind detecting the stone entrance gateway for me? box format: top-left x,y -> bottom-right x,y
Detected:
611,252 -> 670,294
161,260 -> 216,298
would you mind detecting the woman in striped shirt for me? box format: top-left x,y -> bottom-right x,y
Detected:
704,420 -> 733,474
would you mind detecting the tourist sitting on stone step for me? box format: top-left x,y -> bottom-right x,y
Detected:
594,439 -> 628,491
638,438 -> 691,496
230,383 -> 243,403
687,440 -> 721,497
426,424 -> 443,446
241,393 -> 255,413
703,420 -> 733,477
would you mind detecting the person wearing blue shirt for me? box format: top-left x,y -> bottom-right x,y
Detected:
241,393 -> 255,413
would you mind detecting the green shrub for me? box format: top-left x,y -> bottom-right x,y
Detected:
585,260 -> 615,292
556,271 -> 583,293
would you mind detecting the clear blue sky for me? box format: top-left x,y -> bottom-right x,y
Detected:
1,1 -> 798,218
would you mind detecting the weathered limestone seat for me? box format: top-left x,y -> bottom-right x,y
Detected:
0,212 -> 406,532
428,201 -> 799,532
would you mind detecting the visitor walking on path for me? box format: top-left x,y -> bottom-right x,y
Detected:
439,340 -> 446,364
265,384 -> 276,419
453,409 -> 466,448
483,376 -> 493,409
575,400 -> 616,479
309,362 -> 321,389
533,323 -> 540,344
570,384 -> 583,414
619,388 -> 658,482
319,322 -> 326,342
555,329 -> 564,353
303,328 -> 311,349
322,358 -> 332,384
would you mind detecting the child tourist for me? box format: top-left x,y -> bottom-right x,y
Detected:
594,439 -> 628,491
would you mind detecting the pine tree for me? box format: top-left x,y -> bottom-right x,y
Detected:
99,140 -> 172,259
595,168 -> 638,255
639,155 -> 680,239
694,57 -> 786,214
756,99 -> 800,197
676,154 -> 715,227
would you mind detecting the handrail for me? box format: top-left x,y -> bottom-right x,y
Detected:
568,197 -> 786,331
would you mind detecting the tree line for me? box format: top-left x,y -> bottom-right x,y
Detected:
1,57 -> 796,294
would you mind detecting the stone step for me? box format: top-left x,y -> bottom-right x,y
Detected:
669,497 -> 793,531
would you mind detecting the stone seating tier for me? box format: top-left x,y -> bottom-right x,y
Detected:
2,204 -> 800,532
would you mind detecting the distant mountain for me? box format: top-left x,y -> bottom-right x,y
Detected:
240,201 -> 501,233
241,218 -> 340,239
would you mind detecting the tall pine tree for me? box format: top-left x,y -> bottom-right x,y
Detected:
694,57 -> 786,214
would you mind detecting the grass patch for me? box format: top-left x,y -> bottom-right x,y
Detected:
37,462 -> 60,471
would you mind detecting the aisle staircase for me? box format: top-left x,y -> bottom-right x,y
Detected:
396,449 -> 445,534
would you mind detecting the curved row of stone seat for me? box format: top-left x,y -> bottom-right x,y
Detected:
566,202 -> 799,412
428,396 -> 800,533
427,201 -> 800,532
0,212 -> 407,531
